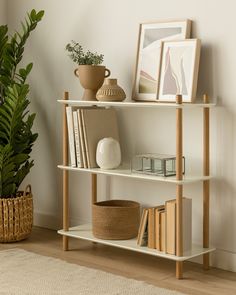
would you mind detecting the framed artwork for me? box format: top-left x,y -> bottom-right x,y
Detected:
158,39 -> 201,102
132,20 -> 191,102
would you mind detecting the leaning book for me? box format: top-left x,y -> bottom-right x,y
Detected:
137,208 -> 148,247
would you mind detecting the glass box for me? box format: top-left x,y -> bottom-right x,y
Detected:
131,154 -> 185,177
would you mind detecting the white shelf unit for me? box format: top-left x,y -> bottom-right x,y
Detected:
58,93 -> 215,279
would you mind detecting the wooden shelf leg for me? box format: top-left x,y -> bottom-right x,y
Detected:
92,174 -> 97,204
176,261 -> 183,279
63,91 -> 69,251
63,235 -> 69,251
203,94 -> 210,270
176,95 -> 183,279
91,174 -> 97,245
63,167 -> 69,251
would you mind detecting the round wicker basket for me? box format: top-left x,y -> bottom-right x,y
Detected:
0,185 -> 33,243
92,199 -> 140,240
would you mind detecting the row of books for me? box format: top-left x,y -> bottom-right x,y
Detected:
137,198 -> 192,255
66,106 -> 119,168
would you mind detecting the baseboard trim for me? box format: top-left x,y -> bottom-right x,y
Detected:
33,211 -> 61,230
34,212 -> 236,272
33,212 -> 87,231
211,249 -> 236,272
190,249 -> 236,272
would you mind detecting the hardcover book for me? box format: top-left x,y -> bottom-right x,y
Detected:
137,208 -> 149,246
165,198 -> 192,255
73,111 -> 83,168
160,210 -> 166,252
148,205 -> 164,249
154,206 -> 165,251
66,106 -> 76,167
77,109 -> 88,168
81,108 -> 119,168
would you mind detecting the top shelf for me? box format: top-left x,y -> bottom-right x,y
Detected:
57,100 -> 216,109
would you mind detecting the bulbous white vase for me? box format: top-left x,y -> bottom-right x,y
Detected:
96,137 -> 121,169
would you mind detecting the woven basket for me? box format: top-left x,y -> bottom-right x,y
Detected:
0,185 -> 33,243
92,200 -> 140,240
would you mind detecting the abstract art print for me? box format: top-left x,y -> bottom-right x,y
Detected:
158,39 -> 201,102
132,20 -> 191,101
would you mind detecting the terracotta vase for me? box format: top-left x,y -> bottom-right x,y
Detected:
74,65 -> 111,101
96,78 -> 126,101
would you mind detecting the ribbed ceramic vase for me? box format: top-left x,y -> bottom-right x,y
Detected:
96,78 -> 126,101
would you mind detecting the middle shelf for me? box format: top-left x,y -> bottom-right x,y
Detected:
58,164 -> 212,184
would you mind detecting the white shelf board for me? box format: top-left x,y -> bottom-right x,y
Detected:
57,99 -> 216,108
58,224 -> 215,262
58,165 -> 212,184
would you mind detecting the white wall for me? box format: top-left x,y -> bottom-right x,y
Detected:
0,0 -> 6,23
6,0 -> 236,271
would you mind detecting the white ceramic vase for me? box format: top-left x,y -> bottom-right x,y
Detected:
96,137 -> 121,169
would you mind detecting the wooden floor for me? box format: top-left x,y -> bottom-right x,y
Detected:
0,227 -> 235,295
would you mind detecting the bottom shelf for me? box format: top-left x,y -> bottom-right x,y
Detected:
58,224 -> 215,262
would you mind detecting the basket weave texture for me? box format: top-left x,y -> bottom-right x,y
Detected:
92,199 -> 140,240
0,185 -> 33,243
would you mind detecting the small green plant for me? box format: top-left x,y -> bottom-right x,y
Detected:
66,41 -> 104,65
0,9 -> 44,198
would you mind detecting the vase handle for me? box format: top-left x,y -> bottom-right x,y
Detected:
105,68 -> 111,78
23,184 -> 32,196
74,68 -> 79,77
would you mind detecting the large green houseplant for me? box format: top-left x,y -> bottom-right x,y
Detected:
0,9 -> 44,242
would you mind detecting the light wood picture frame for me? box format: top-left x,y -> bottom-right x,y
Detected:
158,39 -> 201,102
132,20 -> 191,102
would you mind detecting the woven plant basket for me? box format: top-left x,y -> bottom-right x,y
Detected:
92,200 -> 140,240
0,185 -> 33,243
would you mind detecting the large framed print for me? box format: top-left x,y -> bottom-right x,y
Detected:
158,39 -> 201,102
132,20 -> 191,102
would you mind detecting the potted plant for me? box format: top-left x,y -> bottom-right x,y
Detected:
0,9 -> 44,242
66,41 -> 110,101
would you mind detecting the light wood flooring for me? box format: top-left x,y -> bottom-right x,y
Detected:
0,227 -> 235,295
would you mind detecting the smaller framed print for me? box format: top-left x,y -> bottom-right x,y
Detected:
158,39 -> 201,102
132,19 -> 191,102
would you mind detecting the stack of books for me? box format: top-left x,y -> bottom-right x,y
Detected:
137,198 -> 192,255
66,106 -> 119,168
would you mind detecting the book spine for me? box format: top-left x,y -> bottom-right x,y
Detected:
73,111 -> 82,168
81,109 -> 91,168
183,198 -> 192,253
160,211 -> 166,252
155,209 -> 161,251
66,106 -> 76,167
165,198 -> 192,255
166,201 -> 176,255
148,208 -> 155,249
140,209 -> 148,247
137,209 -> 145,245
77,109 -> 87,168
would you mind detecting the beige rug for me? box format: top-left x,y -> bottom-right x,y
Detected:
0,249 -> 185,295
